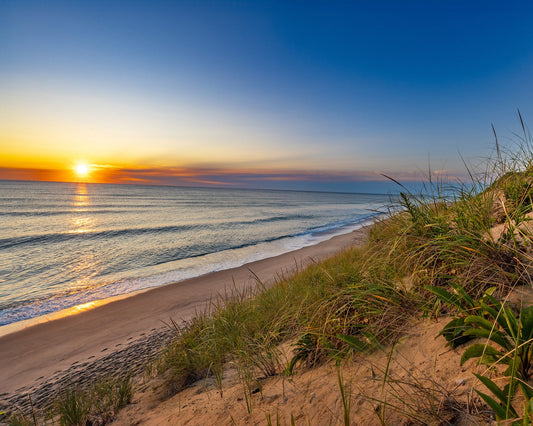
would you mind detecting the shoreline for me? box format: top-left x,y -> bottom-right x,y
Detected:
0,225 -> 371,409
0,215 -> 382,332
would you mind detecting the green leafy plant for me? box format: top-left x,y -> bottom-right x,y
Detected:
427,284 -> 496,348
460,298 -> 533,381
458,299 -> 533,420
432,288 -> 533,421
430,279 -> 533,421
284,333 -> 319,375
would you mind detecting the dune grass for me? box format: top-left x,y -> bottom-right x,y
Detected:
5,375 -> 133,426
153,116 -> 533,423
155,243 -> 416,398
8,116 -> 533,424
155,181 -> 526,398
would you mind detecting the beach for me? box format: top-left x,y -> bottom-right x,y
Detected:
0,226 -> 369,412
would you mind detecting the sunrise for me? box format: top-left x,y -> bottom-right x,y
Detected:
2,2 -> 533,424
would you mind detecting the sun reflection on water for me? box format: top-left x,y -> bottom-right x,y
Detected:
69,183 -> 95,234
72,183 -> 89,212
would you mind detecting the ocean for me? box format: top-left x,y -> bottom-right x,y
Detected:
0,180 -> 392,329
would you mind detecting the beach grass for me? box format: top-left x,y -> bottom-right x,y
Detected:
5,375 -> 133,426
8,116 -> 533,424
149,116 -> 533,423
154,237 -> 416,400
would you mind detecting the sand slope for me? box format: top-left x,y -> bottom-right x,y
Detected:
112,317 -> 486,425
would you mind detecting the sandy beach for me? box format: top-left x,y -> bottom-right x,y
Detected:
0,227 -> 369,411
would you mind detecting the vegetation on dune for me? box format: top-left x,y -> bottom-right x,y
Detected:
155,244 -> 414,397
8,115 -> 533,424
152,115 -> 533,423
5,375 -> 133,426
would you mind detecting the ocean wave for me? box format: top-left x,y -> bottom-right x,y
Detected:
0,209 -> 136,217
0,214 -> 380,327
0,214 -> 314,250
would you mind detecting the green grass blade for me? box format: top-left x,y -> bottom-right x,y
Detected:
473,373 -> 508,405
474,389 -> 517,420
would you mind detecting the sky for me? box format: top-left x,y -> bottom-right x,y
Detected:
1,1 -> 533,193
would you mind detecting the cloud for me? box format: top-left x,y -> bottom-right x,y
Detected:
0,164 -> 468,193
0,167 -> 71,182
99,167 -> 390,186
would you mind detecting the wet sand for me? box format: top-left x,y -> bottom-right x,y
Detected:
0,226 -> 369,411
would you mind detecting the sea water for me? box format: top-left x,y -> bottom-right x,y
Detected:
0,181 -> 392,328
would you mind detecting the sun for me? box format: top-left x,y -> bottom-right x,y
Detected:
75,163 -> 89,177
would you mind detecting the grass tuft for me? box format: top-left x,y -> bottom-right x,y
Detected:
6,375 -> 134,426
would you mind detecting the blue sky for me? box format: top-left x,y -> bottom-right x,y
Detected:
1,1 -> 533,192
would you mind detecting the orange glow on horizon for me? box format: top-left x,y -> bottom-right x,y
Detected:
0,163 -> 428,188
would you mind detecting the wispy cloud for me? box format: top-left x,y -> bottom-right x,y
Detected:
0,165 -> 468,193
100,166 -> 391,186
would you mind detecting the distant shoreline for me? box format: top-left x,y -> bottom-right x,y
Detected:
0,178 -> 398,197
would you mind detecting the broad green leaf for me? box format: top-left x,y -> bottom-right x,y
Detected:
500,305 -> 520,340
484,287 -> 498,297
504,361 -> 521,377
503,379 -> 519,401
462,328 -> 512,350
520,306 -> 533,342
481,302 -> 500,323
425,285 -> 467,312
464,315 -> 498,332
519,381 -> 533,401
450,282 -> 476,308
482,293 -> 500,307
481,300 -> 517,338
507,316 -> 520,341
439,317 -> 474,348
461,344 -> 505,365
